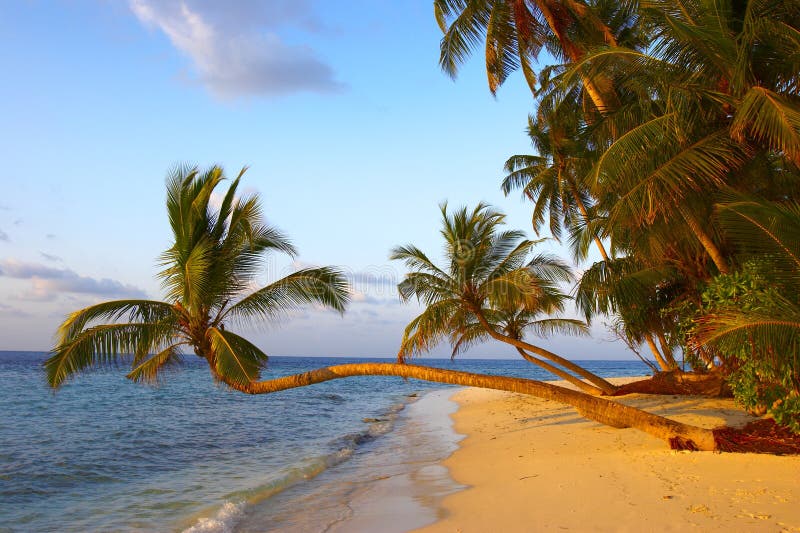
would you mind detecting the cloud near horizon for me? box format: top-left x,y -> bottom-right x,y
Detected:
129,0 -> 343,98
0,259 -> 147,301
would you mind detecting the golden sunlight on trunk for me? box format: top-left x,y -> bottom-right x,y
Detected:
222,363 -> 717,451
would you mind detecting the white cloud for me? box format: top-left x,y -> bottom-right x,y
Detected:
0,259 -> 147,301
0,229 -> 7,242
130,0 -> 343,98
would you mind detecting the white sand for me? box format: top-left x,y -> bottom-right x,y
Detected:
416,378 -> 800,532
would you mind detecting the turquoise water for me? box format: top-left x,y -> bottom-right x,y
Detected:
0,352 -> 648,532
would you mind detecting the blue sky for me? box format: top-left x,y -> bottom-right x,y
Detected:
0,1 -> 630,359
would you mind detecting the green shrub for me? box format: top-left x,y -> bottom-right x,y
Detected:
684,261 -> 800,432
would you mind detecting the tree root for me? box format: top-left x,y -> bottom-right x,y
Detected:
713,419 -> 800,455
612,370 -> 731,397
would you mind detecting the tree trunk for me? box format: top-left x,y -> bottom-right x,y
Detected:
568,180 -> 610,261
223,363 -> 716,451
657,331 -> 678,369
537,1 -> 619,114
516,347 -> 603,395
471,309 -> 619,394
645,334 -> 672,372
680,207 -> 730,274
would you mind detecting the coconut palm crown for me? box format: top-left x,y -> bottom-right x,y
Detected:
45,166 -> 349,389
391,202 -> 617,394
392,203 -> 572,356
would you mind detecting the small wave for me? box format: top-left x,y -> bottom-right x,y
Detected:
183,394 -> 420,533
317,393 -> 347,403
182,501 -> 245,533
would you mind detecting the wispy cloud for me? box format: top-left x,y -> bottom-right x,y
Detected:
350,291 -> 399,306
0,302 -> 31,318
0,259 -> 147,301
130,0 -> 343,98
40,252 -> 62,262
0,229 -> 8,242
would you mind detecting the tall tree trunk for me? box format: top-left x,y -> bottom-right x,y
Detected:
222,363 -> 716,451
536,1 -> 619,114
516,347 -> 603,395
645,334 -> 672,372
657,331 -> 678,369
680,207 -> 730,274
568,180 -> 610,261
471,308 -> 619,394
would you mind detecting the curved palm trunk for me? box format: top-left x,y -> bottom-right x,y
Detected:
645,334 -> 672,372
471,309 -> 619,394
679,207 -> 730,274
568,180 -> 610,261
536,1 -> 619,114
222,363 -> 715,451
516,347 -> 603,395
657,331 -> 678,369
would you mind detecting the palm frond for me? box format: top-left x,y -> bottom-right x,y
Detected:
717,196 -> 800,286
208,328 -> 269,386
126,343 -> 186,384
226,267 -> 350,324
57,300 -> 175,345
398,299 -> 462,360
45,322 -> 176,388
523,317 -> 590,338
731,87 -> 800,165
692,306 -> 800,357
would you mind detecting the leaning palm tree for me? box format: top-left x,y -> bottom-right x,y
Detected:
45,167 -> 720,451
45,166 -> 350,388
450,306 -> 602,394
392,202 -> 619,395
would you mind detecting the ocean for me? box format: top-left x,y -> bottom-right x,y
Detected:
0,352 -> 648,532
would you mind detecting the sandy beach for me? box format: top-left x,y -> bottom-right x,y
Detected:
418,379 -> 800,533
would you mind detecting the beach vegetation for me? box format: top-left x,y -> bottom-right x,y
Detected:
433,0 -> 800,428
45,165 -> 350,389
391,202 -> 610,395
47,166 -> 727,451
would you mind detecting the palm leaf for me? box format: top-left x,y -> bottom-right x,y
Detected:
208,328 -> 269,386
126,344 -> 186,384
57,300 -> 175,345
731,87 -> 800,166
226,267 -> 350,323
45,322 -> 176,388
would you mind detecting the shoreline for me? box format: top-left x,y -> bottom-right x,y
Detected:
326,388 -> 464,533
229,387 -> 465,533
414,377 -> 800,532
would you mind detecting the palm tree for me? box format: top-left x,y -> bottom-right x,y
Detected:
450,306 -> 603,394
502,103 -> 610,262
575,256 -> 682,372
563,0 -> 800,277
692,196 -> 800,372
43,170 -> 721,450
433,0 -> 626,112
391,202 -> 619,394
45,166 -> 350,388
